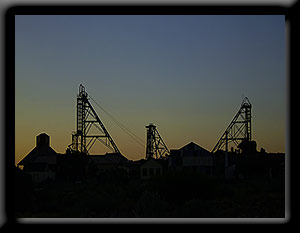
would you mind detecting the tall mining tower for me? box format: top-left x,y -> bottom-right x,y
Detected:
212,97 -> 252,153
69,84 -> 120,155
145,123 -> 170,159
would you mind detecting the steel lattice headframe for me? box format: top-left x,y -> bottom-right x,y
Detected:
69,84 -> 120,155
146,123 -> 170,159
211,97 -> 252,153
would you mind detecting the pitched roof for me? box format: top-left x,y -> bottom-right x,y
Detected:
18,145 -> 57,166
179,142 -> 208,151
178,141 -> 211,156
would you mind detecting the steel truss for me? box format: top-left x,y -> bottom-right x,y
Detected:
211,97 -> 252,153
70,84 -> 120,155
146,123 -> 170,159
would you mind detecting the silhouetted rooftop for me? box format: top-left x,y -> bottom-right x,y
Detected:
90,153 -> 128,165
175,141 -> 212,156
18,144 -> 57,166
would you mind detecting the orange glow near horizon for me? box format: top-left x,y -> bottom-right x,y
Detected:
15,15 -> 286,164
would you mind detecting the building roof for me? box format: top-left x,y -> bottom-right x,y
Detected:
140,158 -> 163,167
18,145 -> 57,166
90,153 -> 128,165
90,155 -> 112,165
177,141 -> 212,157
180,141 -> 205,151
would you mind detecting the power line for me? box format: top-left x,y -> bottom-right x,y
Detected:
89,95 -> 145,149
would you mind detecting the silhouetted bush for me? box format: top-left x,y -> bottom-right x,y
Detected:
15,167 -> 34,213
134,191 -> 168,217
97,168 -> 128,185
16,164 -> 285,218
179,199 -> 215,217
145,170 -> 219,204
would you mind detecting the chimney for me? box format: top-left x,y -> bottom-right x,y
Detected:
36,133 -> 50,147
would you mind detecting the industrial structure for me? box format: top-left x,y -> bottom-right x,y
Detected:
15,89 -> 285,218
145,123 -> 170,159
211,97 -> 252,153
69,84 -> 121,155
68,84 -> 253,160
168,142 -> 214,175
17,133 -> 58,183
16,86 -> 285,186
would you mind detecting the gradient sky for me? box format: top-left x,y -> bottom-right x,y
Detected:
15,15 -> 286,163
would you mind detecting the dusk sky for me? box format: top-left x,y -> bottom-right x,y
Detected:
15,15 -> 286,163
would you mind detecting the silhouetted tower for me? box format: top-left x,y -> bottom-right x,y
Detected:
145,123 -> 170,159
212,97 -> 252,153
70,84 -> 120,155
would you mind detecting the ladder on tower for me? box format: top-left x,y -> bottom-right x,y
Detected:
69,84 -> 121,155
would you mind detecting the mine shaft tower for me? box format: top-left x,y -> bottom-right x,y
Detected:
212,97 -> 252,153
146,123 -> 170,159
70,84 -> 120,155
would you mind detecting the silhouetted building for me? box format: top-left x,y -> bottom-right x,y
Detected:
127,159 -> 143,180
168,142 -> 214,175
238,140 -> 257,155
213,150 -> 237,178
140,158 -> 164,180
17,133 -> 58,183
90,153 -> 129,174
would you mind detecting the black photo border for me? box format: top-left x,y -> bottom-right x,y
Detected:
3,1 -> 297,229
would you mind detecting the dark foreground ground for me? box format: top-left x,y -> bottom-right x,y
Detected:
15,170 -> 285,218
